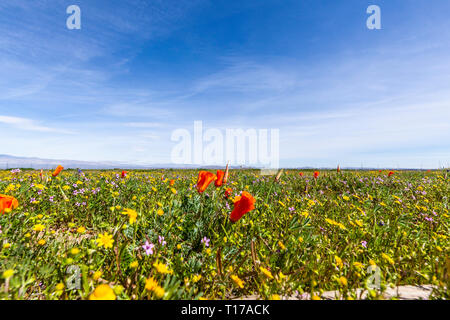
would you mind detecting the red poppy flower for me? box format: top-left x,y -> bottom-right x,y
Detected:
52,165 -> 64,177
299,172 -> 304,177
230,191 -> 256,223
224,188 -> 233,199
121,171 -> 128,178
215,170 -> 225,187
388,171 -> 394,177
313,171 -> 320,179
196,171 -> 216,193
0,194 -> 19,214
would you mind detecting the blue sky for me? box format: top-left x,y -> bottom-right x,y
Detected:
0,0 -> 449,168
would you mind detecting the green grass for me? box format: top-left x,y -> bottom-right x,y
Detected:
0,169 -> 448,300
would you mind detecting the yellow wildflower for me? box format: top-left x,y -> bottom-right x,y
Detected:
153,286 -> 165,298
259,266 -> 274,279
55,282 -> 65,291
153,261 -> 173,274
338,276 -> 348,286
231,275 -> 244,289
122,208 -> 137,224
33,224 -> 45,232
96,232 -> 114,249
2,269 -> 14,279
145,277 -> 158,291
335,256 -> 343,268
381,253 -> 394,265
77,226 -> 86,234
89,284 -> 116,300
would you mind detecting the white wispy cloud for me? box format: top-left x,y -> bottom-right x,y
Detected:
103,102 -> 174,118
0,115 -> 74,134
192,60 -> 303,94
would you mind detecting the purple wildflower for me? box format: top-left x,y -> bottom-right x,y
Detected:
142,241 -> 155,255
158,236 -> 166,246
201,237 -> 210,247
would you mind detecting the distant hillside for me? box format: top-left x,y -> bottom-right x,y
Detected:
0,154 -> 236,170
0,154 -> 439,171
0,154 -> 127,170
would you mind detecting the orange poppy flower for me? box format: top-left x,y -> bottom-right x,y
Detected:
224,188 -> 233,199
215,170 -> 225,187
169,179 -> 175,186
223,163 -> 229,185
313,171 -> 320,179
337,165 -> 341,173
0,194 -> 19,215
299,172 -> 304,177
196,171 -> 216,193
52,165 -> 64,177
388,171 -> 394,177
230,191 -> 255,223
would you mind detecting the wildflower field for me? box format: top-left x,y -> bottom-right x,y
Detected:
0,168 -> 448,300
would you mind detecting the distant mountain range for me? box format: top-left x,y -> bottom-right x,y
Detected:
0,154 -> 441,171
0,154 -> 248,170
0,154 -> 201,170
